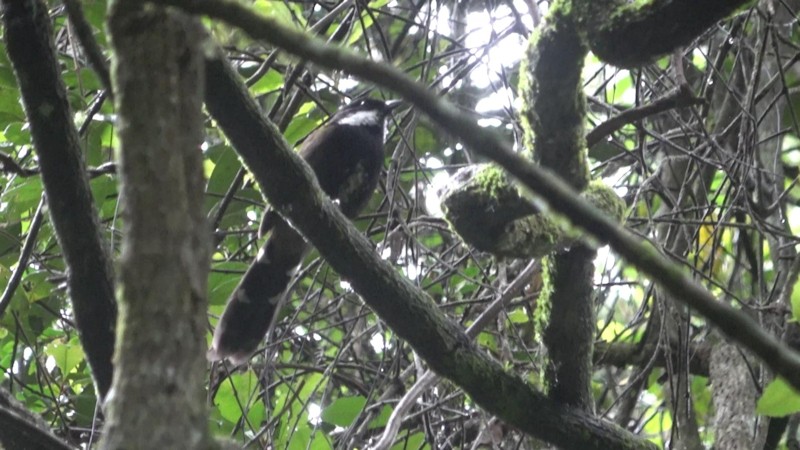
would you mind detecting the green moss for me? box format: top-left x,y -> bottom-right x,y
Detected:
441,168 -> 626,259
440,164 -> 539,255
475,164 -> 516,200
517,36 -> 537,159
534,255 -> 553,338
583,180 -> 626,223
583,0 -> 750,68
495,214 -> 563,259
517,0 -> 590,188
532,254 -> 554,392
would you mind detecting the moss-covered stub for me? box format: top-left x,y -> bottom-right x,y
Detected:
440,164 -> 538,254
440,165 -> 625,259
583,179 -> 626,223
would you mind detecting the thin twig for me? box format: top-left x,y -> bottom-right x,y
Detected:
587,84 -> 703,146
0,196 -> 46,318
62,0 -> 112,92
369,260 -> 538,450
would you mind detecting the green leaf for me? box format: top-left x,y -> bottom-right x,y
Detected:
757,378 -> 800,417
391,432 -> 428,450
215,371 -> 260,423
413,125 -> 439,154
1,176 -> 43,222
308,433 -> 333,450
209,261 -> 248,306
4,122 -> 30,145
0,220 -> 21,256
284,116 -> 321,147
206,144 -> 242,198
253,0 -> 304,27
90,175 -> 117,211
507,309 -> 529,324
368,404 -> 393,429
791,275 -> 800,323
82,0 -> 108,39
23,271 -> 53,303
249,69 -> 284,97
606,73 -> 633,105
347,16 -> 373,45
245,398 -> 266,430
286,425 -> 331,450
45,339 -> 84,374
477,331 -> 497,352
321,396 -> 367,427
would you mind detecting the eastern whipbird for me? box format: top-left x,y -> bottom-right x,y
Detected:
208,98 -> 401,364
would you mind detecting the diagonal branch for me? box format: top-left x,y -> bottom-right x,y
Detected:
0,387 -> 74,450
150,0 -> 800,392
586,84 -> 704,146
203,47 -> 656,449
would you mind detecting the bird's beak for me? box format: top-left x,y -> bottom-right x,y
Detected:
385,99 -> 403,111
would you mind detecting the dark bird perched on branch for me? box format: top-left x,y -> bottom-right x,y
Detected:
208,98 -> 401,364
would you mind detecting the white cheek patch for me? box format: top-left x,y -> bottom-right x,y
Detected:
336,110 -> 382,126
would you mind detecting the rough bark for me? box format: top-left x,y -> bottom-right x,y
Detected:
582,0 -> 752,68
101,3 -> 211,448
1,0 -> 117,399
710,339 -> 757,450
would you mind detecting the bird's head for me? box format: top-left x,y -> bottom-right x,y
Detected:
331,98 -> 402,128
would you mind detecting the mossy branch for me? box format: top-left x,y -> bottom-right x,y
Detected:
580,0 -> 752,68
441,165 -> 625,259
147,0 -> 800,398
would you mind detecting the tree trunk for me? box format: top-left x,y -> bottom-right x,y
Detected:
101,3 -> 212,448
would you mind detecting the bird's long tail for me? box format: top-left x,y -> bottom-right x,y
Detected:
208,219 -> 308,364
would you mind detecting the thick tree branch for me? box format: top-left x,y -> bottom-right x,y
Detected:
520,3 -> 596,410
0,387 -> 74,450
581,0 -> 752,68
102,2 -> 211,448
154,0 -> 800,392
203,50 -> 656,449
2,0 -> 117,399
